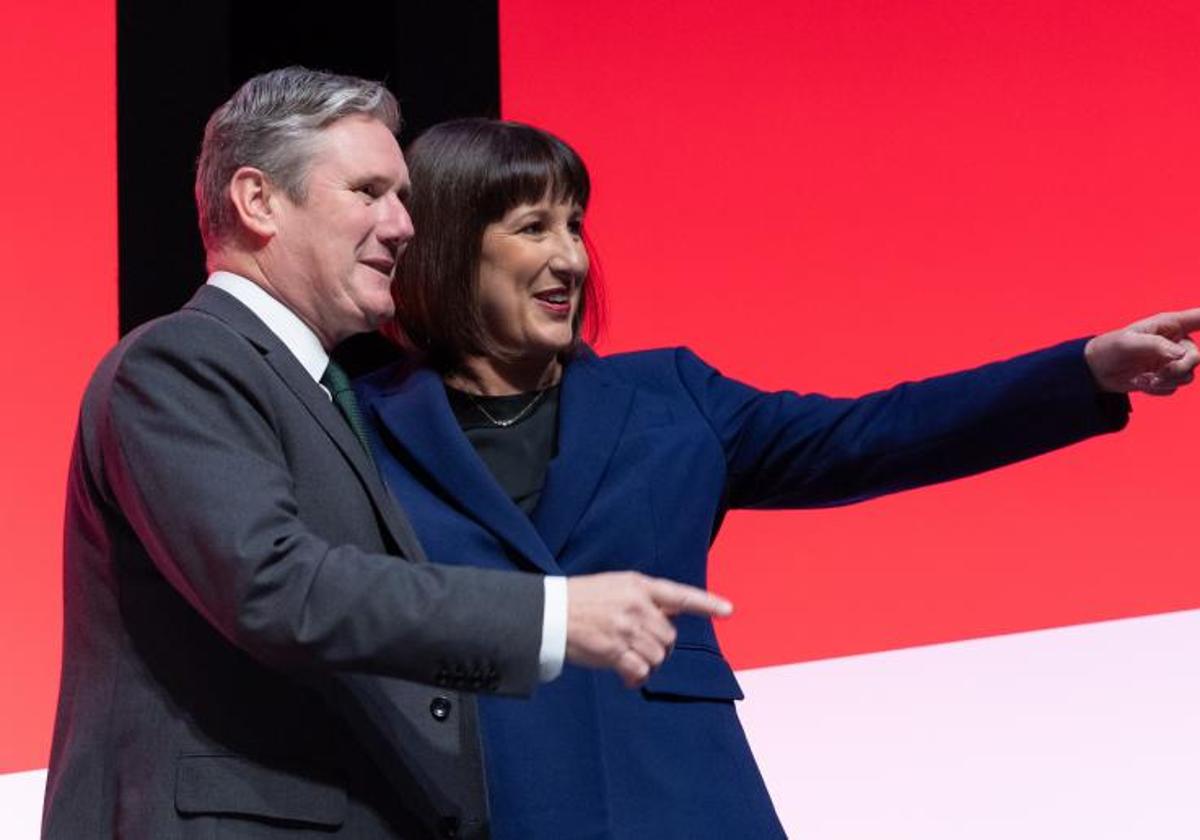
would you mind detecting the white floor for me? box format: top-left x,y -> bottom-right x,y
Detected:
6,609 -> 1199,839
0,769 -> 45,839
738,609 -> 1200,838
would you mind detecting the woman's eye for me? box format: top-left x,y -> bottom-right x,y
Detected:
519,221 -> 545,234
568,219 -> 584,237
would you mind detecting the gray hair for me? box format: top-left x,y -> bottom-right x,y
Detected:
195,66 -> 400,250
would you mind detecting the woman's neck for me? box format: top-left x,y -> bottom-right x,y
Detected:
445,353 -> 562,396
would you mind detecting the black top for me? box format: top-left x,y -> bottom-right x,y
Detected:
445,385 -> 560,515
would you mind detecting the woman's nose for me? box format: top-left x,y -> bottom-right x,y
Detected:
549,230 -> 589,279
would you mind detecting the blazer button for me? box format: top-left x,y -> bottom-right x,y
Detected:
429,695 -> 452,722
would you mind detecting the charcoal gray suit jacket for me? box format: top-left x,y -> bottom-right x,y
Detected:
43,285 -> 544,839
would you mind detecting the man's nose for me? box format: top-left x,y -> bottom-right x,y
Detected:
377,193 -> 415,249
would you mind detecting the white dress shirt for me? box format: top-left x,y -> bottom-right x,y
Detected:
207,271 -> 566,681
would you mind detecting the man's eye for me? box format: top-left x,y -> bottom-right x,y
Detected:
357,184 -> 380,199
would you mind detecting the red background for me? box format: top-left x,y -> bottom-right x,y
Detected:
499,0 -> 1200,667
0,2 -> 116,772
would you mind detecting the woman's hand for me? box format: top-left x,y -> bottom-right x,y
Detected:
1085,308 -> 1200,395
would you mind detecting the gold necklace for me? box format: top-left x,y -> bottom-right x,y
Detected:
466,388 -> 548,428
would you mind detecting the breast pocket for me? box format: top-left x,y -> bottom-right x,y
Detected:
641,643 -> 744,701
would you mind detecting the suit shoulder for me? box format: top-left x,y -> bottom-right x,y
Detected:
121,306 -> 250,357
73,308 -> 260,478
584,346 -> 715,384
84,308 -> 263,407
590,346 -> 676,373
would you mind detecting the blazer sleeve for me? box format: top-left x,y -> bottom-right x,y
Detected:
89,315 -> 542,696
672,338 -> 1130,510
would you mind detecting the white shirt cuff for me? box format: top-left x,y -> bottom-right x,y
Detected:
538,576 -> 568,682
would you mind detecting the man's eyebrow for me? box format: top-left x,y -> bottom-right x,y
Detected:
354,174 -> 409,200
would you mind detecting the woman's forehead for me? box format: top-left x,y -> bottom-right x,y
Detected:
498,196 -> 584,217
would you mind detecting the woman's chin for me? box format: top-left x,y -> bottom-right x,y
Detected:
505,335 -> 572,368
524,328 -> 575,357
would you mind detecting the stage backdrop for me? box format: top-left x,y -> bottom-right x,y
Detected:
499,0 -> 1200,664
0,0 -> 117,776
4,1 -> 1200,837
498,1 -> 1200,835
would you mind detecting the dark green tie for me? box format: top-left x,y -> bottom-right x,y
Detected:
320,361 -> 373,457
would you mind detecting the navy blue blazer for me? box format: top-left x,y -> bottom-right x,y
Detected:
358,340 -> 1128,839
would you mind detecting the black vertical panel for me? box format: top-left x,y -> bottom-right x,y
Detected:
117,0 -> 233,334
392,3 -> 502,146
118,0 -> 501,374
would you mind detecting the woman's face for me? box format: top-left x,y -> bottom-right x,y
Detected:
476,196 -> 588,363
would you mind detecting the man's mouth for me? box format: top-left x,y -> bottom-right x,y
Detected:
361,258 -> 395,276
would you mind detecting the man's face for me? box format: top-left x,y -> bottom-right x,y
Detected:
267,114 -> 413,348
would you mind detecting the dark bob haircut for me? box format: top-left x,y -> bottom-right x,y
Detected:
389,118 -> 602,371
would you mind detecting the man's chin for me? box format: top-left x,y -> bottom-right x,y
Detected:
364,304 -> 395,330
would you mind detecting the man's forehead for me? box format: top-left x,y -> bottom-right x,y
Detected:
311,114 -> 406,177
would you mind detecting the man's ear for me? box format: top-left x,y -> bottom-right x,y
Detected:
228,166 -> 280,239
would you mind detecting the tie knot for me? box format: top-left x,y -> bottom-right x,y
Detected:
321,360 -> 352,395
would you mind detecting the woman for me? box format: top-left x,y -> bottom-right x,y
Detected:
357,119 -> 1191,838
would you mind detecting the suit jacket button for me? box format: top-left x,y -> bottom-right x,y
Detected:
430,696 -> 452,722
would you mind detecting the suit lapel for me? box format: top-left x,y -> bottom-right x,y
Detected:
532,351 -> 635,557
184,285 -> 423,558
362,366 -> 560,574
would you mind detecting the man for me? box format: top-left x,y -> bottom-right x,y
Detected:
42,67 -> 729,839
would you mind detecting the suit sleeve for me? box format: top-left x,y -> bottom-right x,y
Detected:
92,315 -> 542,696
673,338 -> 1130,510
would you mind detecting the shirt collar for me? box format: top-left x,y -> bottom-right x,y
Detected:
206,271 -> 329,384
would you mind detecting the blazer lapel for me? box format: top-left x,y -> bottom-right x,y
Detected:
185,285 -> 422,557
362,366 -> 560,574
532,351 -> 635,557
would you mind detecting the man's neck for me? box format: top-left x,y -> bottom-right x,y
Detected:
206,271 -> 331,385
208,253 -> 337,351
